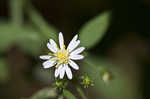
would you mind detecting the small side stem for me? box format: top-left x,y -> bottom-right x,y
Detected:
9,0 -> 24,26
76,86 -> 87,99
26,3 -> 57,40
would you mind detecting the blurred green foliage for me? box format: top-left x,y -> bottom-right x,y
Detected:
79,11 -> 111,49
0,58 -> 9,83
29,87 -> 57,99
81,54 -> 141,99
63,89 -> 77,99
0,22 -> 42,55
0,1 -> 58,56
26,5 -> 58,41
76,86 -> 87,99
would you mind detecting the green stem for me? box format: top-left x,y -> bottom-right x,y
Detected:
85,57 -> 109,76
76,86 -> 87,99
9,0 -> 24,26
26,3 -> 57,40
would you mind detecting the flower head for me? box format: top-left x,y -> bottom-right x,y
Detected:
102,72 -> 112,83
81,76 -> 93,88
40,32 -> 85,79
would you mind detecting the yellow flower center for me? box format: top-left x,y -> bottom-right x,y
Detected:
53,48 -> 70,68
49,44 -> 70,68
56,50 -> 70,63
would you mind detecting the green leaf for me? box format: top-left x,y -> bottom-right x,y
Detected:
0,22 -> 42,56
79,11 -> 111,49
0,58 -> 9,83
30,87 -> 57,99
63,89 -> 76,99
16,25 -> 42,56
0,22 -> 18,53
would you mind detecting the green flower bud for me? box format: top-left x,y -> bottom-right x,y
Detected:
102,72 -> 112,83
53,80 -> 68,91
81,76 -> 94,88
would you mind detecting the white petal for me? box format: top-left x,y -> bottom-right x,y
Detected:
60,65 -> 65,79
67,35 -> 79,51
70,55 -> 84,60
70,47 -> 85,56
39,55 -> 52,60
54,68 -> 59,78
69,60 -> 79,70
65,65 -> 72,79
47,43 -> 57,53
68,35 -> 78,48
55,65 -> 62,78
68,40 -> 80,52
59,32 -> 64,49
49,39 -> 58,51
42,60 -> 56,68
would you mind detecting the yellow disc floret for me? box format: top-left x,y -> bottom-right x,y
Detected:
54,49 -> 70,67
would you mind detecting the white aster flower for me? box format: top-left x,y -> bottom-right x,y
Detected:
40,32 -> 85,79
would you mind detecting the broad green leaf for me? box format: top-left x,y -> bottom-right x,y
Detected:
16,25 -> 42,56
0,22 -> 42,56
63,89 -> 76,99
30,87 -> 57,99
0,58 -> 9,83
79,11 -> 111,49
0,22 -> 18,53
